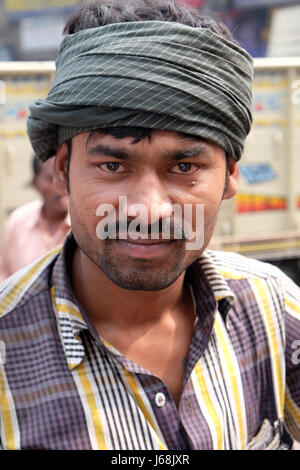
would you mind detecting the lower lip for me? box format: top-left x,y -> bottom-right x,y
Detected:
115,240 -> 175,258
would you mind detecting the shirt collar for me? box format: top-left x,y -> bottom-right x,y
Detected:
197,250 -> 236,305
51,232 -> 89,370
51,233 -> 236,371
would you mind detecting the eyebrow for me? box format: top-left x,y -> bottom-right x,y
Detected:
87,143 -> 209,161
173,145 -> 208,160
87,144 -> 129,160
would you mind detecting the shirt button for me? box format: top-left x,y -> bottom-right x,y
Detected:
155,392 -> 166,408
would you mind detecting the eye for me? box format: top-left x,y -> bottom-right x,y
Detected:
170,162 -> 198,174
98,162 -> 124,173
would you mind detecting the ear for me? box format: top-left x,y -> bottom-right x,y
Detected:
223,156 -> 239,200
53,142 -> 69,195
31,176 -> 38,191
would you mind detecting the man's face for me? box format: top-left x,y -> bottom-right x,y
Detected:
55,130 -> 238,290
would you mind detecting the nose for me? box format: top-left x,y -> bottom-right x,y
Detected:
124,173 -> 173,225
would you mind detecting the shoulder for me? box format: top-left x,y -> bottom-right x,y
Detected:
3,200 -> 42,229
0,246 -> 61,321
207,250 -> 300,313
7,200 -> 41,221
207,249 -> 288,283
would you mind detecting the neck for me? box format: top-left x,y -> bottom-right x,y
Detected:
41,203 -> 67,225
71,246 -> 190,329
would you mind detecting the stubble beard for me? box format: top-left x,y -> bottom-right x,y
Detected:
97,239 -> 200,290
74,231 -> 199,290
69,192 -> 223,291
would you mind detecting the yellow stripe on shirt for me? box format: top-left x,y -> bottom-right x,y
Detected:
0,364 -> 20,449
50,288 -> 85,322
123,370 -> 166,450
252,278 -> 285,419
0,248 -> 61,316
284,386 -> 300,440
193,361 -> 223,449
72,362 -> 106,450
285,390 -> 300,426
285,297 -> 300,318
214,313 -> 247,449
218,269 -> 248,281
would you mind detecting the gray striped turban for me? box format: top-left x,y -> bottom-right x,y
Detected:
27,21 -> 254,162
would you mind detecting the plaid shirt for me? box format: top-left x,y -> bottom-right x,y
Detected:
0,233 -> 299,450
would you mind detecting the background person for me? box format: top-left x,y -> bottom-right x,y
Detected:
0,155 -> 70,281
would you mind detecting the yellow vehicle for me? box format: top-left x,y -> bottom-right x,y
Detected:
0,61 -> 55,233
213,57 -> 300,283
1,59 -> 300,283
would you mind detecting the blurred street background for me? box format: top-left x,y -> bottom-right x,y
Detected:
1,0 -> 300,61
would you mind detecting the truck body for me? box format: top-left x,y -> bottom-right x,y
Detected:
213,57 -> 300,284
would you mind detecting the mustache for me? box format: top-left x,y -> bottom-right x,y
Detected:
102,217 -> 189,240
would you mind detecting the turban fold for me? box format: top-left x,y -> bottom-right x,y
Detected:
27,20 -> 253,161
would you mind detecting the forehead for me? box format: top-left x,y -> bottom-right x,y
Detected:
80,129 -> 222,154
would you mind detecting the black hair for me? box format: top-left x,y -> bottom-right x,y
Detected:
63,0 -> 234,41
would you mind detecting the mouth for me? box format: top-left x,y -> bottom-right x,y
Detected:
114,237 -> 176,258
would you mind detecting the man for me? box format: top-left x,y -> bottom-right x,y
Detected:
0,156 -> 70,281
0,0 -> 299,450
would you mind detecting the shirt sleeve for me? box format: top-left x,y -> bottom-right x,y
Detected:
283,272 -> 300,441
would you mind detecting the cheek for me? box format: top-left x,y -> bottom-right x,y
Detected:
187,183 -> 224,239
70,166 -> 122,205
69,178 -> 122,236
69,197 -> 99,247
202,192 -> 223,225
188,181 -> 224,208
